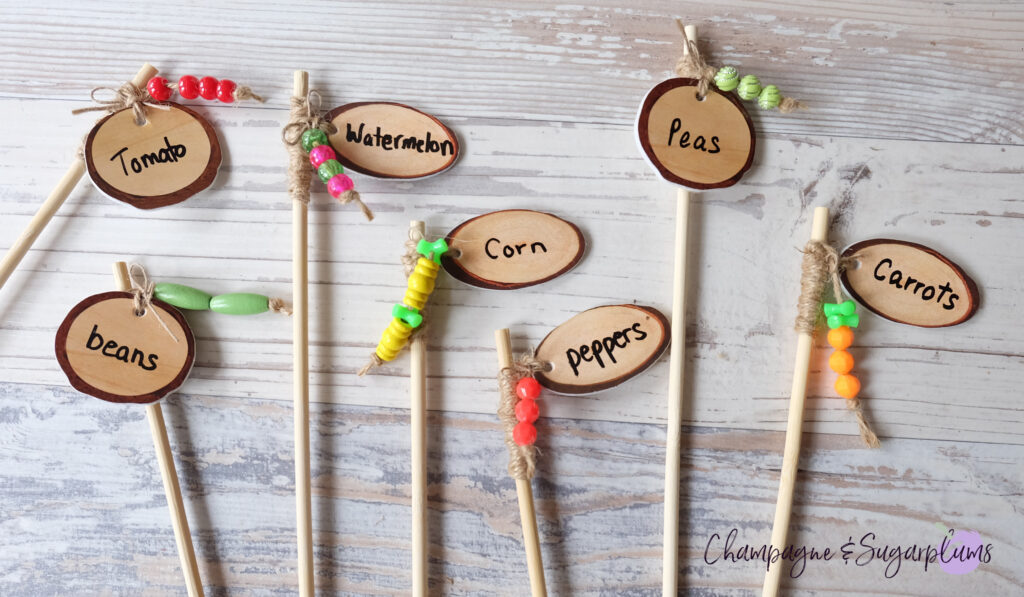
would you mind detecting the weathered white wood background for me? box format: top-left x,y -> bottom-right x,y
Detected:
0,1 -> 1021,595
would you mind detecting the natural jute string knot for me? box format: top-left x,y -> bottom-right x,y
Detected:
498,352 -> 549,480
72,82 -> 169,126
127,263 -> 179,343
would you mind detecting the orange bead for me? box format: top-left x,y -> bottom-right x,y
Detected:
835,374 -> 861,399
827,326 -> 854,350
829,350 -> 854,374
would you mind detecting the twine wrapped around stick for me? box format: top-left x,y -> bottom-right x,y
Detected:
497,352 -> 549,480
797,240 -> 880,449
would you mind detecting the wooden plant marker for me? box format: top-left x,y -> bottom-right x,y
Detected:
409,220 -> 429,597
85,101 -> 221,209
0,63 -> 157,293
442,210 -> 585,290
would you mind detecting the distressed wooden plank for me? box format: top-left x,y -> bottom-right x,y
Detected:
0,1 -> 1020,143
0,387 -> 1020,595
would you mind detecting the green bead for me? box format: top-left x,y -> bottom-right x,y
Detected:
301,129 -> 328,153
736,75 -> 762,101
758,84 -> 781,110
317,160 -> 344,183
392,304 -> 423,328
154,283 -> 212,311
827,313 -> 860,329
416,238 -> 449,263
823,300 -> 857,317
209,293 -> 270,315
714,66 -> 739,92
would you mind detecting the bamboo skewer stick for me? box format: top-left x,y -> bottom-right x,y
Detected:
290,70 -> 315,597
762,206 -> 830,597
494,328 -> 547,597
112,261 -> 204,597
409,220 -> 428,597
0,64 -> 157,293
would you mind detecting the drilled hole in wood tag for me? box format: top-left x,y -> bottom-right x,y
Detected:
535,305 -> 670,395
84,102 -> 221,209
841,239 -> 979,328
54,292 -> 196,404
325,102 -> 459,179
442,210 -> 584,290
636,78 -> 755,190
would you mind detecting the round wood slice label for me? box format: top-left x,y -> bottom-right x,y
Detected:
325,102 -> 459,179
85,102 -> 221,209
442,210 -> 584,290
55,291 -> 196,404
535,305 -> 670,395
636,78 -> 755,190
841,239 -> 979,327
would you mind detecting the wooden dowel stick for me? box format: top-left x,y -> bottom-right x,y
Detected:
0,64 -> 157,293
662,187 -> 690,596
112,262 -> 204,597
494,328 -> 547,597
761,207 -> 830,597
290,70 -> 314,597
409,220 -> 428,597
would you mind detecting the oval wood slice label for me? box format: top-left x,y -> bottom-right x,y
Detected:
55,292 -> 196,404
325,102 -> 459,179
841,239 -> 979,327
85,102 -> 221,209
636,78 -> 755,190
442,210 -> 584,290
535,305 -> 670,395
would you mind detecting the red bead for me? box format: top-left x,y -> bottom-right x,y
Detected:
197,76 -> 219,100
146,76 -> 171,102
216,79 -> 237,103
515,399 -> 539,423
516,377 -> 541,401
513,422 -> 537,446
178,75 -> 199,100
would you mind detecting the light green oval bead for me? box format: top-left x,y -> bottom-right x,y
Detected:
714,66 -> 739,92
209,293 -> 270,315
736,74 -> 762,101
154,283 -> 212,311
758,84 -> 781,109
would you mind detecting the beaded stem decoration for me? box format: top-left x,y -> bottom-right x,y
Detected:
359,231 -> 449,375
797,241 -> 880,448
146,75 -> 264,104
497,353 -> 549,479
154,282 -> 292,315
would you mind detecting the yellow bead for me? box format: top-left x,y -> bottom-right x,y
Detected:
375,318 -> 413,361
403,257 -> 439,311
829,350 -> 854,375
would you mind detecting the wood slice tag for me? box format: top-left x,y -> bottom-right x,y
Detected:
841,239 -> 980,327
325,102 -> 459,179
84,102 -> 221,209
535,305 -> 669,395
635,78 -> 755,190
55,292 -> 196,404
442,210 -> 584,290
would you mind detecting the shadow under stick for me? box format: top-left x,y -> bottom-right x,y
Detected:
0,64 -> 157,293
112,261 -> 204,597
762,206 -> 830,597
409,221 -> 428,597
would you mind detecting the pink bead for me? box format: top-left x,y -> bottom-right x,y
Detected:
513,422 -> 537,446
516,377 -> 541,401
515,399 -> 539,423
308,145 -> 336,168
327,173 -> 355,197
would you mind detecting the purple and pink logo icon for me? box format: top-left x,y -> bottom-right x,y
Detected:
933,522 -> 986,575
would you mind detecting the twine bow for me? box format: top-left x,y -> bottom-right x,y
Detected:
127,263 -> 179,343
72,82 -> 169,125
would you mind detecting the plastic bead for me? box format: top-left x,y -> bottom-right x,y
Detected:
178,75 -> 199,100
375,317 -> 414,361
197,76 -> 219,101
416,238 -> 449,263
827,326 -> 854,350
758,84 -> 781,110
301,128 -> 328,153
146,77 -> 171,102
327,174 -> 355,198
317,160 -> 344,184
513,422 -> 537,446
308,145 -> 336,168
516,377 -> 542,401
829,350 -> 854,375
153,283 -> 212,311
392,303 -> 423,328
216,79 -> 237,103
515,399 -> 540,423
403,258 -> 439,311
835,374 -> 861,399
209,293 -> 270,315
824,300 -> 859,329
736,75 -> 762,101
714,66 -> 739,92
